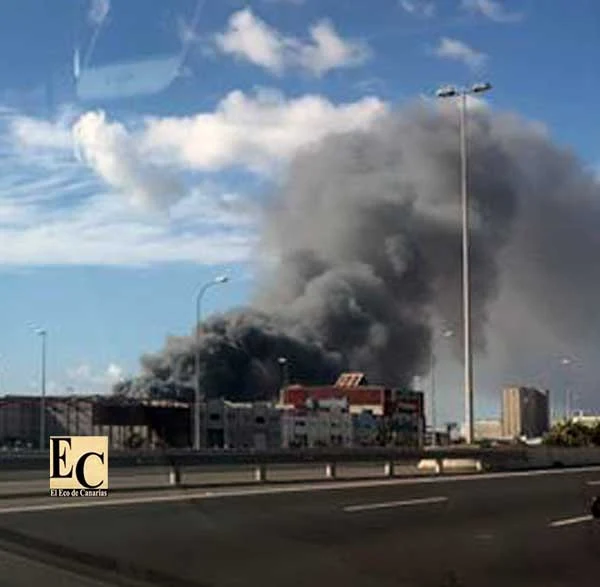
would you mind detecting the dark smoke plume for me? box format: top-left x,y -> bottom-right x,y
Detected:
115,309 -> 344,401
116,103 -> 600,402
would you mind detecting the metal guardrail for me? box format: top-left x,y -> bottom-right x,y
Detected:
3,446 -> 600,493
0,446 -> 529,471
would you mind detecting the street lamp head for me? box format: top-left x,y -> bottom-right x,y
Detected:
442,329 -> 454,338
214,275 -> 229,284
436,86 -> 458,98
277,357 -> 288,365
471,82 -> 492,94
27,322 -> 45,335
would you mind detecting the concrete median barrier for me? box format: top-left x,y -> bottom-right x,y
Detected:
2,446 -> 600,501
417,458 -> 483,474
524,447 -> 600,469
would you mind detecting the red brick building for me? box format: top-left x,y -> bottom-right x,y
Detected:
279,372 -> 425,447
280,372 -> 424,417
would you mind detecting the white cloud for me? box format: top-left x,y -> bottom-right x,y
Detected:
141,89 -> 387,174
400,0 -> 435,17
66,362 -> 126,390
73,111 -> 185,211
461,0 -> 522,22
106,363 -> 124,382
0,116 -> 256,267
0,90 -> 385,267
88,0 -> 110,26
0,194 -> 255,267
215,8 -> 285,74
15,90 -> 386,187
296,20 -> 371,76
434,37 -> 487,70
67,364 -> 92,381
10,116 -> 73,151
10,110 -> 186,212
215,8 -> 370,77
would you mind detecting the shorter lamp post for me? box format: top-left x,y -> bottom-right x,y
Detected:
277,357 -> 289,403
193,275 -> 229,451
430,329 -> 454,447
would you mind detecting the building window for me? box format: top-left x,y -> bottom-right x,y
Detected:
209,413 -> 221,422
255,416 -> 265,424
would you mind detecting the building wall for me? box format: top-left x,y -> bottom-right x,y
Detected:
501,387 -> 550,439
92,397 -> 281,450
7,386 -> 423,451
281,402 -> 352,449
280,386 -> 425,448
0,396 -> 152,450
203,399 -> 281,450
282,386 -> 386,415
502,388 -> 520,438
0,398 -> 41,447
352,411 -> 381,446
474,419 -> 502,440
282,384 -> 423,429
386,393 -> 425,448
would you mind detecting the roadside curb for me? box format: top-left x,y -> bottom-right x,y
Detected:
0,484 -> 177,501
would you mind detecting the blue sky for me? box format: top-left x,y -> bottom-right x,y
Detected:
0,0 -> 597,419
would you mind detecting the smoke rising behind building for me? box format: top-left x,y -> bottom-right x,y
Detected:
116,102 -> 600,404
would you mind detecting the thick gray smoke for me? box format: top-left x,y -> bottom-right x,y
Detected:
115,308 -> 344,401
117,103 -> 600,403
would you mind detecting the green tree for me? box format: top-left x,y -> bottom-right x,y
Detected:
590,422 -> 600,446
543,420 -> 596,447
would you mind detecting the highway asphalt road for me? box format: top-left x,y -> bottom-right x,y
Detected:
1,467 -> 600,587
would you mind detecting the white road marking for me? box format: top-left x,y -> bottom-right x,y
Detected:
586,480 -> 600,486
549,515 -> 593,528
343,496 -> 448,513
1,465 -> 600,516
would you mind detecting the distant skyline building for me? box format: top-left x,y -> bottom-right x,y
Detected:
501,387 -> 550,439
473,419 -> 502,440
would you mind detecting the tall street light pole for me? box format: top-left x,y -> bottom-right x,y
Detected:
436,82 -> 492,444
193,275 -> 229,451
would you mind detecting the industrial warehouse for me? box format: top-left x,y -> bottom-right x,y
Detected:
0,373 -> 425,450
